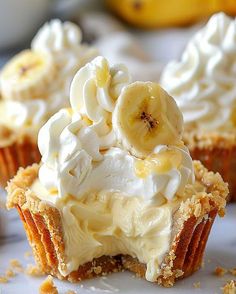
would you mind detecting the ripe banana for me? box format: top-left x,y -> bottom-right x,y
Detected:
112,81 -> 183,158
107,0 -> 236,28
0,50 -> 56,101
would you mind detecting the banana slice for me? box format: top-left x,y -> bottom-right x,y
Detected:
0,50 -> 56,101
112,81 -> 183,158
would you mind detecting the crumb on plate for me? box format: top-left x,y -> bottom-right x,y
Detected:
193,282 -> 201,288
230,269 -> 236,277
221,280 -> 236,294
25,264 -> 44,277
215,266 -> 228,277
24,251 -> 32,259
39,275 -> 58,294
0,276 -> 8,283
5,269 -> 15,278
9,259 -> 23,272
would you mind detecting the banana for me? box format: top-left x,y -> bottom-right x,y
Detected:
112,81 -> 183,158
0,50 -> 56,101
107,0 -> 236,28
107,0 -> 210,28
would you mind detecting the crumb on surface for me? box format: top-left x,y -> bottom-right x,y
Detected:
5,269 -> 15,278
24,251 -> 32,259
0,276 -> 8,283
215,266 -> 228,277
9,259 -> 23,271
39,275 -> 58,294
214,266 -> 236,278
230,269 -> 236,277
221,280 -> 236,294
0,199 -> 6,209
25,264 -> 44,277
193,282 -> 201,288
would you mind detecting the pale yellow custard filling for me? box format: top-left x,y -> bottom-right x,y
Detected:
31,179 -> 203,282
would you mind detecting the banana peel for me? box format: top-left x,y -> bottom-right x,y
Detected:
106,0 -> 236,28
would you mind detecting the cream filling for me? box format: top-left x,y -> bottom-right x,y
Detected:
31,179 -> 192,282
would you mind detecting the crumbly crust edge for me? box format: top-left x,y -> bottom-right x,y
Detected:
6,161 -> 228,287
183,130 -> 236,150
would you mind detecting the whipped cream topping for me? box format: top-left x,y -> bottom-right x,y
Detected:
70,56 -> 131,149
36,56 -> 195,282
0,19 -> 98,132
32,19 -> 98,84
31,19 -> 82,52
38,57 -> 194,205
0,100 -> 47,128
38,109 -> 193,204
161,13 -> 236,131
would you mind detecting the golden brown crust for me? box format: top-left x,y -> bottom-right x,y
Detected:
6,161 -> 228,287
0,135 -> 40,188
183,130 -> 236,150
184,130 -> 236,202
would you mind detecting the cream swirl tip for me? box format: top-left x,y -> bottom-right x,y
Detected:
161,13 -> 236,131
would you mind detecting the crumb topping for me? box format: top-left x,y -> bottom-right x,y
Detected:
183,130 -> 236,150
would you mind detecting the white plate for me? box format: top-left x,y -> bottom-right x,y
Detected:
0,189 -> 235,294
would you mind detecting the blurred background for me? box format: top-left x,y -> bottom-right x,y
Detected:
1,0 -> 236,80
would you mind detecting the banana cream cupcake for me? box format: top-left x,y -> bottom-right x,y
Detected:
161,12 -> 236,202
0,19 -> 97,187
6,56 -> 228,287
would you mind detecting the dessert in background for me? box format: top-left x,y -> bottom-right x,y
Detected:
161,12 -> 236,201
7,56 -> 228,287
0,19 -> 98,187
106,0 -> 236,28
79,11 -> 163,82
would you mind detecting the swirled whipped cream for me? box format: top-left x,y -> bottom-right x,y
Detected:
38,108 -> 193,205
31,19 -> 98,84
161,13 -> 236,131
0,19 -> 98,135
33,56 -> 195,281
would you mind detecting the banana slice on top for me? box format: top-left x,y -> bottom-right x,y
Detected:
0,50 -> 56,101
112,81 -> 183,158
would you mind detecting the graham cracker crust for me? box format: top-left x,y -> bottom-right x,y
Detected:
6,161 -> 228,287
183,130 -> 236,202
